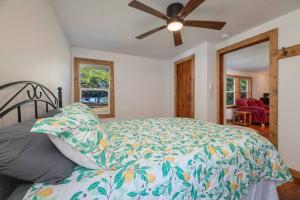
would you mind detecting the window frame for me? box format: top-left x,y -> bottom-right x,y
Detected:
74,57 -> 115,118
239,78 -> 249,99
226,77 -> 235,106
226,74 -> 252,108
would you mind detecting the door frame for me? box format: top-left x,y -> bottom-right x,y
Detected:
174,54 -> 195,118
216,29 -> 278,147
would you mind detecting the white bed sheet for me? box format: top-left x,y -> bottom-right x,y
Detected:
21,180 -> 281,200
242,180 -> 281,200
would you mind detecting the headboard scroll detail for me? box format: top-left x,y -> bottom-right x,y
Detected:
0,81 -> 63,123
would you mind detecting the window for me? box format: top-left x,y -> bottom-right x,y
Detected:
240,79 -> 249,99
226,75 -> 252,106
74,58 -> 115,118
226,77 -> 235,106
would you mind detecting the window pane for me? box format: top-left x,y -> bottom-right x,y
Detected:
226,78 -> 234,91
240,79 -> 248,92
81,90 -> 108,108
226,92 -> 234,105
80,65 -> 110,89
240,92 -> 247,99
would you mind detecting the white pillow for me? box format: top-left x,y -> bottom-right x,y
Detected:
48,135 -> 101,169
31,103 -> 109,169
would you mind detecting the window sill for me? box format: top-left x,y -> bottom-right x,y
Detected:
226,105 -> 237,109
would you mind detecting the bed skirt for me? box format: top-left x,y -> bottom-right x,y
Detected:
242,180 -> 281,200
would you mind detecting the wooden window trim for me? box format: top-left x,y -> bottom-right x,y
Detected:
74,57 -> 115,118
216,29 -> 278,148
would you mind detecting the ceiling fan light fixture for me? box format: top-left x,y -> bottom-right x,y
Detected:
167,21 -> 183,32
129,0 -> 226,47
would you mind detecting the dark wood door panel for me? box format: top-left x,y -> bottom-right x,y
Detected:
175,55 -> 195,118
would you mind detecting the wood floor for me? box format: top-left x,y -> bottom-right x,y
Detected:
278,181 -> 300,200
248,123 -> 270,139
227,121 -> 270,139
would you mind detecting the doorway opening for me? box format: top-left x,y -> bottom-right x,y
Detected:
174,54 -> 195,118
216,29 -> 278,147
224,41 -> 270,139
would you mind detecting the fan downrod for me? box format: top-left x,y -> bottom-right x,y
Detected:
167,3 -> 184,19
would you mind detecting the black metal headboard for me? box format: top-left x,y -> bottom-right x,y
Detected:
0,81 -> 62,122
0,81 -> 63,199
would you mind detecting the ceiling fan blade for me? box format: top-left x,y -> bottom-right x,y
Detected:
178,0 -> 206,19
173,31 -> 183,46
184,20 -> 226,30
128,0 -> 170,20
136,25 -> 167,39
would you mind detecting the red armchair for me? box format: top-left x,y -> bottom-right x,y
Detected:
236,98 -> 269,125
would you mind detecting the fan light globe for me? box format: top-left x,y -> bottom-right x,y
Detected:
167,21 -> 183,31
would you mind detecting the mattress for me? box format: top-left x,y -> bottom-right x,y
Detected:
13,180 -> 280,200
22,118 -> 291,200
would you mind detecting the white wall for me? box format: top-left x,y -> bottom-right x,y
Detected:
206,43 -> 218,123
217,8 -> 300,170
0,0 -> 71,128
279,57 -> 300,172
254,72 -> 269,99
72,47 -> 170,121
169,42 -> 217,123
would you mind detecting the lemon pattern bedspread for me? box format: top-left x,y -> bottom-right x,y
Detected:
23,118 -> 292,200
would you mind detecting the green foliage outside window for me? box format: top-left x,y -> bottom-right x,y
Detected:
80,66 -> 109,89
227,92 -> 234,105
226,78 -> 234,91
240,79 -> 248,92
226,77 -> 234,105
240,79 -> 248,99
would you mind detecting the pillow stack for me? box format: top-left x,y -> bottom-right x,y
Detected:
31,103 -> 109,169
0,112 -> 75,185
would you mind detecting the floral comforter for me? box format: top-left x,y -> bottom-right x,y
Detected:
23,118 -> 292,200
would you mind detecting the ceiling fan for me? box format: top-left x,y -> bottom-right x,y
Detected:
128,0 -> 226,47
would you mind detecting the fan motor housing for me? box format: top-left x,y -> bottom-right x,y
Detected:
167,3 -> 184,19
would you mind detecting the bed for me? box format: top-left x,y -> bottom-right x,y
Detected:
0,81 -> 292,200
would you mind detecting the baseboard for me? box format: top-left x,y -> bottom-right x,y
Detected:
290,168 -> 300,183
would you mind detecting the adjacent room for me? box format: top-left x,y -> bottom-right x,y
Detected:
224,41 -> 270,139
1,0 -> 300,200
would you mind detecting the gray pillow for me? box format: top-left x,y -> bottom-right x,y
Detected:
0,120 -> 76,184
0,175 -> 20,200
8,182 -> 32,200
40,109 -> 61,118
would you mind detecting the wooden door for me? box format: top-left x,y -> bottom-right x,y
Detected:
175,55 -> 195,118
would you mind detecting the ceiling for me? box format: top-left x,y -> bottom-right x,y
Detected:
225,41 -> 269,73
50,0 -> 300,60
